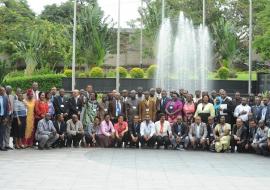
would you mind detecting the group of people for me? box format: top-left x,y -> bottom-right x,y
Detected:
0,83 -> 270,156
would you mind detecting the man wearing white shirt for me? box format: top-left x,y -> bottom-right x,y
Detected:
140,114 -> 156,148
233,98 -> 251,123
31,82 -> 40,100
155,113 -> 172,149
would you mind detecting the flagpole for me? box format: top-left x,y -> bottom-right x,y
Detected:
71,0 -> 77,91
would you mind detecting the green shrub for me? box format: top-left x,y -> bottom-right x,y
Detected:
3,71 -> 25,80
116,67 -> 128,78
228,70 -> 238,78
217,67 -> 230,79
106,70 -> 116,78
2,74 -> 65,92
35,68 -> 55,75
78,72 -> 87,78
130,68 -> 145,78
64,69 -> 72,77
146,65 -> 157,78
89,67 -> 104,78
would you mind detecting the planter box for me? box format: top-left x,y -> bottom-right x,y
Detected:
63,78 -> 257,94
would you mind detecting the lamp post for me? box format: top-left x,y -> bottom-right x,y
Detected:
140,0 -> 143,68
162,0 -> 165,22
248,0 -> 253,95
116,0 -> 121,92
71,0 -> 77,91
203,0 -> 206,28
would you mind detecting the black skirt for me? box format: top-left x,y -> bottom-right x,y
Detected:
12,116 -> 26,138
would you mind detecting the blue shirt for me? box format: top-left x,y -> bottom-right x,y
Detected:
0,96 -> 4,116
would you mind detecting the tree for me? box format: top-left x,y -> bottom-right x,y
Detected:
253,2 -> 270,60
16,20 -> 72,71
40,0 -> 98,24
211,18 -> 238,68
77,3 -> 115,66
0,0 -> 35,63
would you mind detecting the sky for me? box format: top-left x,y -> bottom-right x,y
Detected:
27,0 -> 141,27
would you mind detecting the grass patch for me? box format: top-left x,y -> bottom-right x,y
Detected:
208,71 -> 257,81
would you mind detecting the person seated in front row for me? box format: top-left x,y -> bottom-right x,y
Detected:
207,116 -> 216,151
114,115 -> 129,148
128,115 -> 141,148
66,114 -> 84,148
53,114 -> 67,148
171,115 -> 189,150
231,118 -> 248,153
85,116 -> 100,147
188,116 -> 207,150
35,113 -> 59,150
96,114 -> 115,148
213,116 -> 231,153
245,119 -> 258,153
267,128 -> 270,155
155,113 -> 172,149
251,120 -> 269,155
140,114 -> 156,148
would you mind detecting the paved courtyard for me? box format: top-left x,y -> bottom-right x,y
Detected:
0,148 -> 270,190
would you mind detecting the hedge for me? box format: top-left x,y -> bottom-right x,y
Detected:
89,67 -> 104,78
217,67 -> 230,79
130,68 -> 145,78
116,67 -> 128,78
2,74 -> 65,92
146,65 -> 157,78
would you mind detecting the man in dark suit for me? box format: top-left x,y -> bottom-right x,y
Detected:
257,97 -> 270,127
219,89 -> 234,124
128,115 -> 141,148
0,86 -> 10,151
53,88 -> 69,118
68,90 -> 83,118
171,115 -> 189,149
108,93 -> 125,123
53,114 -> 67,147
156,90 -> 170,119
231,118 -> 248,153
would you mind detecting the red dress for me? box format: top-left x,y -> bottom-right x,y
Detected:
114,121 -> 128,135
34,100 -> 49,120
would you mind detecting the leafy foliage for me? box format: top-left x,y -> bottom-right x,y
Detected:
217,67 -> 230,79
116,67 -> 128,78
2,74 -> 65,92
89,67 -> 104,78
130,68 -> 145,78
146,65 -> 157,78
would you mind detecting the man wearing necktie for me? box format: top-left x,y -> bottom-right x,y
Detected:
156,90 -> 169,120
128,115 -> 141,148
109,93 -> 125,123
155,113 -> 172,149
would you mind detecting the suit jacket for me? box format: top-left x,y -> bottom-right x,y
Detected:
139,99 -> 156,122
0,95 -> 9,117
156,97 -> 170,114
188,122 -> 207,139
53,95 -> 69,115
257,105 -> 270,126
108,99 -> 126,118
232,125 -> 248,144
68,97 -> 83,117
220,97 -> 234,124
53,121 -> 67,135
171,122 -> 188,138
128,122 -> 141,137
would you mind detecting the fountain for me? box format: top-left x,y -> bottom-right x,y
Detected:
155,12 -> 212,93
